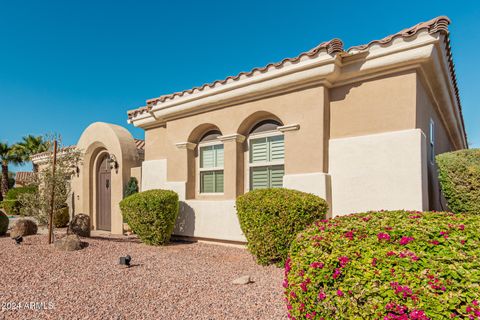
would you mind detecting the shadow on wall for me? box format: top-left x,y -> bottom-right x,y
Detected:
174,202 -> 195,236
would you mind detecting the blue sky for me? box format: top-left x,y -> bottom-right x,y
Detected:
1,1 -> 479,172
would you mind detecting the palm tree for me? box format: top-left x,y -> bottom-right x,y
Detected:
16,135 -> 50,173
0,143 -> 23,201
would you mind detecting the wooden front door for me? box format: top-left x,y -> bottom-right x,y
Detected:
97,156 -> 112,231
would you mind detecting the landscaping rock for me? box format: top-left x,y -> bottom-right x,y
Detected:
54,234 -> 84,251
68,214 -> 90,237
232,275 -> 253,285
10,219 -> 37,238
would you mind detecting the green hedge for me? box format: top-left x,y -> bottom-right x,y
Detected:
124,177 -> 139,198
0,210 -> 8,235
5,186 -> 37,200
236,188 -> 328,266
436,149 -> 480,215
119,189 -> 179,245
284,210 -> 480,319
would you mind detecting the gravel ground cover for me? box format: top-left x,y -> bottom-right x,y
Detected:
0,234 -> 286,320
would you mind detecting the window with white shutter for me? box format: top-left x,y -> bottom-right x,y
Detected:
198,132 -> 224,194
249,134 -> 285,190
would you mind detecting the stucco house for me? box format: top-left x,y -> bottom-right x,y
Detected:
34,16 -> 467,243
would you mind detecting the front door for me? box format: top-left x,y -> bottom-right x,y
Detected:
97,156 -> 112,231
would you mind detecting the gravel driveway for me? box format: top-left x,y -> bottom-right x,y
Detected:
0,234 -> 286,320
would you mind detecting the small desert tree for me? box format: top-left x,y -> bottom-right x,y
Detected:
18,139 -> 81,225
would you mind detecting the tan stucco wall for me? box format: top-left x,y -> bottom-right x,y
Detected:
144,86 -> 329,200
330,70 -> 417,139
415,77 -> 456,211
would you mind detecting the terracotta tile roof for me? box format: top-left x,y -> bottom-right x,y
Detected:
127,38 -> 344,120
15,171 -> 35,185
347,16 -> 467,145
134,139 -> 145,150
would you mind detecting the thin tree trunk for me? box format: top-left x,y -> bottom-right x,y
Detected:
1,162 -> 9,201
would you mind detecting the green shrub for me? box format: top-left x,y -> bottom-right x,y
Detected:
5,186 -> 37,200
0,210 -> 8,235
1,199 -> 20,215
124,177 -> 139,198
436,149 -> 480,215
119,189 -> 179,245
284,210 -> 480,319
54,206 -> 70,228
236,188 -> 328,266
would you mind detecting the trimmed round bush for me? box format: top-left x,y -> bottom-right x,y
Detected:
436,149 -> 480,215
119,189 -> 179,245
54,206 -> 70,228
0,210 -> 9,236
236,188 -> 328,266
284,210 -> 480,319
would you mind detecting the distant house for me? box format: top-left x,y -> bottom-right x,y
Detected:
14,171 -> 35,187
34,17 -> 467,243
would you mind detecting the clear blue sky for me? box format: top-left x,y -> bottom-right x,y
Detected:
1,1 -> 479,172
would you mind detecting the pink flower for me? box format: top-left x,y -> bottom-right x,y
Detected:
459,224 -> 465,231
338,256 -> 349,267
300,282 -> 308,292
378,233 -> 391,241
399,236 -> 414,245
282,279 -> 289,288
387,251 -> 396,256
337,289 -> 344,297
318,291 -> 326,300
473,300 -> 479,306
310,261 -> 324,269
431,240 -> 440,245
344,230 -> 354,240
372,258 -> 378,266
332,268 -> 342,279
461,240 -> 466,245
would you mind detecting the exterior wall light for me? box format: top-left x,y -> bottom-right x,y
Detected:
108,154 -> 119,172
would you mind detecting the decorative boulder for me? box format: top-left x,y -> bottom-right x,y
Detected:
0,210 -> 9,236
10,219 -> 37,238
68,214 -> 91,237
54,234 -> 84,251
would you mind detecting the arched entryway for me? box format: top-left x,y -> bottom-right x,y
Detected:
72,122 -> 143,234
96,154 -> 112,231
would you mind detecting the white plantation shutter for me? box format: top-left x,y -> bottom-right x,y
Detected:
200,144 -> 224,193
215,171 -> 224,193
214,144 -> 224,167
249,134 -> 285,190
201,171 -> 215,193
250,138 -> 268,163
200,147 -> 215,168
270,165 -> 284,188
269,135 -> 284,161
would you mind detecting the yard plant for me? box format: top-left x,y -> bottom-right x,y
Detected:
436,149 -> 480,215
119,189 -> 179,245
236,188 -> 328,266
284,210 -> 480,319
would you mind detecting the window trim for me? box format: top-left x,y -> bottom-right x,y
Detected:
247,130 -> 285,190
198,140 -> 224,194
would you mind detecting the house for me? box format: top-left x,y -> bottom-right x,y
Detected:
14,171 -> 35,187
35,16 -> 467,242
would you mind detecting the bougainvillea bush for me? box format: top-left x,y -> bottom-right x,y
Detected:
236,188 -> 328,266
284,210 -> 480,319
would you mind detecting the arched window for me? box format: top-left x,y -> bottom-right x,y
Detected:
198,130 -> 224,194
248,120 -> 284,190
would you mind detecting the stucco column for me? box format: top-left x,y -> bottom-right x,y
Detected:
218,134 -> 245,199
175,142 -> 197,199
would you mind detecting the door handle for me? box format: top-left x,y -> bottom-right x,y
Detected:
106,179 -> 110,189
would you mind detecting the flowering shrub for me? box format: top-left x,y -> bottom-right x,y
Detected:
284,210 -> 480,319
236,188 -> 328,266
